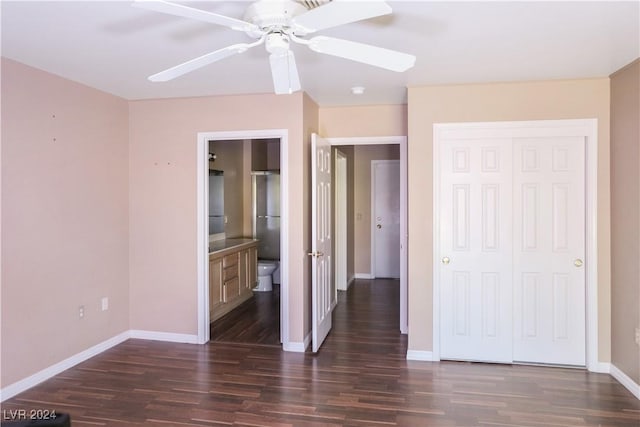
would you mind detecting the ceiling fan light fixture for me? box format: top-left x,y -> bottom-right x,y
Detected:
266,32 -> 290,55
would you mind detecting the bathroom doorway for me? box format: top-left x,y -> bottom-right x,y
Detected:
196,130 -> 289,346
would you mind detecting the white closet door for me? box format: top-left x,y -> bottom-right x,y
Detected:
439,139 -> 514,362
512,137 -> 586,366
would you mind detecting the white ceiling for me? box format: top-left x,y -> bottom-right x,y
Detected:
2,1 -> 638,106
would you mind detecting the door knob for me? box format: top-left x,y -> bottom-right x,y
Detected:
574,258 -> 583,267
307,251 -> 324,258
377,224 -> 382,229
442,256 -> 450,265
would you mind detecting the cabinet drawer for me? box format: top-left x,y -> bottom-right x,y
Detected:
223,277 -> 240,302
223,264 -> 238,282
223,253 -> 238,268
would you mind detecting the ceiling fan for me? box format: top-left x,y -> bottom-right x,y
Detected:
133,0 -> 416,94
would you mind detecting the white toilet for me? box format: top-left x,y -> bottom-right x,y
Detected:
255,260 -> 278,292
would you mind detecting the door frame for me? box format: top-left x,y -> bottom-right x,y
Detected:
335,150 -> 348,294
371,160 -> 401,279
196,129 -> 290,347
432,119 -> 601,371
327,136 -> 408,334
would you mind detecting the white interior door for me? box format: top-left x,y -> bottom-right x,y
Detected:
439,139 -> 514,362
311,134 -> 333,352
372,160 -> 401,279
512,137 -> 586,366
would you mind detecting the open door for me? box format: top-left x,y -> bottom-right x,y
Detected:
310,133 -> 333,352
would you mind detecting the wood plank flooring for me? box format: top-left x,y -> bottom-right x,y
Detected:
3,279 -> 639,426
210,285 -> 280,346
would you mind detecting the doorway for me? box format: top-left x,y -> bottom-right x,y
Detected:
372,160 -> 401,279
327,136 -> 408,334
196,129 -> 290,346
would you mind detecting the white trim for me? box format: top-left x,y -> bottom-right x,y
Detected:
0,331 -> 130,402
326,136 -> 408,334
129,330 -> 199,344
584,119 -> 599,373
196,134 -> 209,344
347,275 -> 355,288
335,150 -> 348,293
328,136 -> 402,146
432,119 -> 599,369
406,350 -> 435,361
354,273 -> 374,279
283,332 -> 311,352
590,362 -> 611,374
611,364 -> 640,400
197,130 -> 290,349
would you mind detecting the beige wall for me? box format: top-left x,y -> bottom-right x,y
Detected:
128,92 -> 312,343
319,105 -> 407,137
407,79 -> 612,362
208,140 -> 245,238
353,145 -> 400,274
1,59 -> 130,387
610,59 -> 640,383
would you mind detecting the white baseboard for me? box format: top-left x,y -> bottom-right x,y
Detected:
406,350 -> 435,361
129,330 -> 199,344
354,273 -> 373,279
0,331 -> 130,402
611,364 -> 640,400
337,276 -> 355,292
283,332 -> 311,353
589,361 -> 611,374
1,329 -> 200,402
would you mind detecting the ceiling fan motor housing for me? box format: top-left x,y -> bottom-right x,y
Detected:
243,0 -> 309,38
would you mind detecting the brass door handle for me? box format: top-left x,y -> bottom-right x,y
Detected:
442,256 -> 450,265
574,258 -> 583,267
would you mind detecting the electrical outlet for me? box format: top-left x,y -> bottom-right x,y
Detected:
79,305 -> 85,319
101,297 -> 109,311
635,327 -> 640,346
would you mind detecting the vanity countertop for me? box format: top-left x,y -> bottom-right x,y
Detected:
208,238 -> 258,254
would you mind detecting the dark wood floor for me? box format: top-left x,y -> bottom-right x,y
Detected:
3,279 -> 639,426
210,285 -> 280,346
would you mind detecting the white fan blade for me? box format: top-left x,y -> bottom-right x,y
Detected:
149,43 -> 255,82
292,0 -> 391,33
269,51 -> 301,95
133,0 -> 259,32
308,36 -> 415,72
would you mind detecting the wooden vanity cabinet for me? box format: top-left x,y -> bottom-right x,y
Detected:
209,241 -> 258,322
